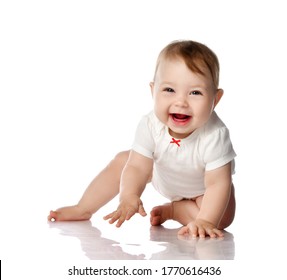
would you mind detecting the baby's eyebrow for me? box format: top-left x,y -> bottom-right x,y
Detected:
159,81 -> 176,86
190,85 -> 208,90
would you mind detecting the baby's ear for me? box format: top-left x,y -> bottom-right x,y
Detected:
149,82 -> 155,97
213,89 -> 224,108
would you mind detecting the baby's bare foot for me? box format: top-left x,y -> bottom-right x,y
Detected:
47,205 -> 92,222
150,203 -> 173,226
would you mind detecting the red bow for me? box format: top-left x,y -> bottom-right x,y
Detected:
170,138 -> 181,147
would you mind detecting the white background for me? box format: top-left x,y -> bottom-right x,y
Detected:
1,0 -> 287,278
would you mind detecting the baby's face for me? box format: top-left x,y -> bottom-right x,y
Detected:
150,58 -> 222,139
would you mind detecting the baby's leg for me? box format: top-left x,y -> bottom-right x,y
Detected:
150,184 -> 236,229
48,151 -> 130,221
150,200 -> 199,226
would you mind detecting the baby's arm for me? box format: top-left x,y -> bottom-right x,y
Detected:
104,150 -> 153,227
178,162 -> 232,238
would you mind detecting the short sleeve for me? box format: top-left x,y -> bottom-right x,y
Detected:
203,127 -> 236,172
132,114 -> 155,159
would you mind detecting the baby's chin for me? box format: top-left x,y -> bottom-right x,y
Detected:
168,127 -> 194,139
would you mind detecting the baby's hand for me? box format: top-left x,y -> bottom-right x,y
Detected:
103,195 -> 147,227
178,219 -> 224,238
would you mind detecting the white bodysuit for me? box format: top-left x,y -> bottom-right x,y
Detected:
132,111 -> 236,201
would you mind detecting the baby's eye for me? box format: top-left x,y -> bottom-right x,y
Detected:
190,90 -> 202,96
164,87 -> 175,93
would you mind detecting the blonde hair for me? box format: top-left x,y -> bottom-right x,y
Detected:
154,40 -> 220,89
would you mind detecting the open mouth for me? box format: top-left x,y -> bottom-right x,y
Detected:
171,113 -> 191,122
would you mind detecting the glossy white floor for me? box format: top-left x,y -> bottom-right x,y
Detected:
47,187 -> 236,260
48,219 -> 235,260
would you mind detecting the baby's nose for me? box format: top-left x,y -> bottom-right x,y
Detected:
174,96 -> 189,107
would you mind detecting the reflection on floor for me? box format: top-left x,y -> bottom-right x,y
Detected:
48,216 -> 235,260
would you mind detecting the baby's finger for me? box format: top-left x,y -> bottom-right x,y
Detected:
138,204 -> 147,217
198,226 -> 206,239
103,210 -> 121,224
205,228 -> 216,238
103,212 -> 114,220
177,226 -> 190,235
115,212 -> 127,227
201,226 -> 224,238
125,208 -> 136,221
188,224 -> 200,238
210,228 -> 224,238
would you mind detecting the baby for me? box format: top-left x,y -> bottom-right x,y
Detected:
48,40 -> 236,238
